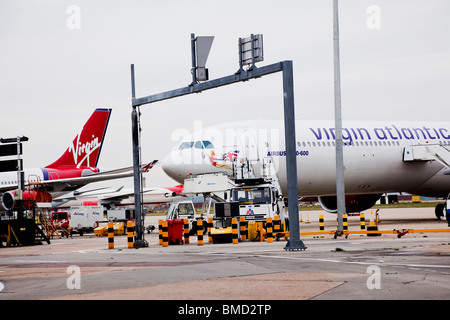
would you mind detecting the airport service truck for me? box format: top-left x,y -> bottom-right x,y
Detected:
166,200 -> 208,235
228,184 -> 285,221
51,205 -> 103,235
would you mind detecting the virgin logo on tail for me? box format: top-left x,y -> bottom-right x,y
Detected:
45,108 -> 112,169
69,134 -> 100,167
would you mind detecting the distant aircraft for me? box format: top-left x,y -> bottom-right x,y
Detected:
0,108 -> 134,211
53,183 -> 185,208
161,119 -> 450,219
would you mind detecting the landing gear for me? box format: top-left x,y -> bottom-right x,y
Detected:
435,203 -> 445,220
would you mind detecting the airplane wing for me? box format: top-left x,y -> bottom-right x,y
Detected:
0,161 -> 158,195
0,170 -> 134,194
54,185 -> 184,208
99,186 -> 182,202
43,170 -> 134,193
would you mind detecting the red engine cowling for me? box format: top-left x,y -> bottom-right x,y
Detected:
318,194 -> 382,213
1,190 -> 52,211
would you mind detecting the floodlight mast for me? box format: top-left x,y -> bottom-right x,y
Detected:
130,64 -> 147,248
333,0 -> 346,233
130,33 -> 306,250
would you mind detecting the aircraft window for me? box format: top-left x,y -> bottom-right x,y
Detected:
302,142 -> 306,147
312,142 -> 316,147
202,140 -> 214,149
179,141 -> 194,150
307,142 -> 311,147
327,142 -> 331,147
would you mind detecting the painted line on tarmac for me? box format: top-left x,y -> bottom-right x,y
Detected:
198,251 -> 450,272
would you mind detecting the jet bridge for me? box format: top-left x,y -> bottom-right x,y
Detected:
403,144 -> 450,169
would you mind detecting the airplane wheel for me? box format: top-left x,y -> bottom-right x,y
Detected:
435,203 -> 445,220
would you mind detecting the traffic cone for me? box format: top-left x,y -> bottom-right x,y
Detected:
367,215 -> 380,237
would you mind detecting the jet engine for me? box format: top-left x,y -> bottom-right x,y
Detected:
0,192 -> 15,211
0,190 -> 52,211
318,194 -> 382,213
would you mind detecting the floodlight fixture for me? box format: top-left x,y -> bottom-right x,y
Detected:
239,34 -> 264,70
191,34 -> 214,83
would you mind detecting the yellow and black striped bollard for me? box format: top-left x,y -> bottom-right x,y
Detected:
319,214 -> 325,231
274,215 -> 280,234
197,219 -> 203,246
360,213 -> 366,231
108,222 -> 114,249
184,219 -> 190,244
343,214 -> 348,231
240,216 -> 247,241
162,220 -> 169,247
232,218 -> 238,244
208,218 -> 213,243
158,220 -> 163,245
127,220 -> 134,248
266,217 -> 273,243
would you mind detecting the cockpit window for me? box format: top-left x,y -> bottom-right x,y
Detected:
193,140 -> 215,149
179,140 -> 214,150
179,141 -> 194,150
202,140 -> 214,149
194,141 -> 204,149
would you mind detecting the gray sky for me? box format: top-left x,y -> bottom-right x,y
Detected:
1,0 -> 450,188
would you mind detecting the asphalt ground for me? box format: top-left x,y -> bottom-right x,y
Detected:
1,206 -> 449,312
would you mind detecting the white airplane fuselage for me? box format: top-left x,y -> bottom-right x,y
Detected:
162,119 -> 450,207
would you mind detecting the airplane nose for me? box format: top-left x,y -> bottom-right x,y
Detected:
161,152 -> 186,183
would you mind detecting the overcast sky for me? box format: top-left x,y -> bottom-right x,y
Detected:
1,0 -> 449,188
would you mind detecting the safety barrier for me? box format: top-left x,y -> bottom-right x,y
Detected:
232,218 -> 238,244
360,213 -> 366,230
127,220 -> 134,248
298,211 -> 450,238
162,220 -> 168,247
274,216 -> 280,233
159,220 -> 163,245
197,219 -> 203,246
240,216 -> 247,241
184,219 -> 190,244
208,218 -> 213,243
266,217 -> 273,243
108,222 -> 114,249
319,215 -> 324,231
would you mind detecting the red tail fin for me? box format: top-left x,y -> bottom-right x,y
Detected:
45,108 -> 112,169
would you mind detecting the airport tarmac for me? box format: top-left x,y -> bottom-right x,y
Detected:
0,207 -> 449,305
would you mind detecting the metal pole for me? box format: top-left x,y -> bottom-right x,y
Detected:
333,0 -> 346,232
131,64 -> 147,247
190,33 -> 197,86
282,60 -> 306,251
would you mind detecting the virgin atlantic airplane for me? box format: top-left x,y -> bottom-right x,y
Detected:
0,108 -> 133,211
161,119 -> 450,219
